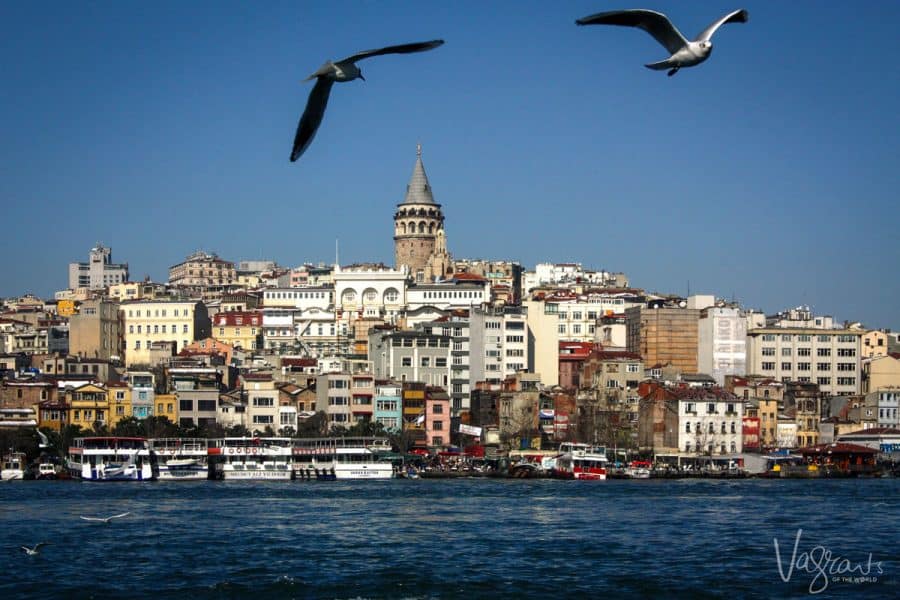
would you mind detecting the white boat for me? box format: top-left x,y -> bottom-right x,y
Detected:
210,437 -> 294,480
2,451 -> 26,481
553,442 -> 609,481
623,461 -> 651,479
66,437 -> 154,481
292,437 -> 394,480
149,438 -> 209,480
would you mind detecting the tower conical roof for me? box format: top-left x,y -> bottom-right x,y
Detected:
402,144 -> 436,205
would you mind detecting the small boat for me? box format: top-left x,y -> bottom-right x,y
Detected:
623,461 -> 651,479
36,463 -> 59,480
2,451 -> 26,481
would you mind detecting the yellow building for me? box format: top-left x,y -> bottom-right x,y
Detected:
66,383 -> 111,430
155,393 -> 179,424
106,382 -> 132,429
212,311 -> 262,351
862,354 -> 900,393
121,300 -> 211,367
862,330 -> 889,358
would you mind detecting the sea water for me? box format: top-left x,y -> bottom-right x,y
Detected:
1,478 -> 897,599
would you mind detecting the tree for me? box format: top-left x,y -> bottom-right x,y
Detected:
226,424 -> 251,438
112,417 -> 145,438
295,411 -> 328,438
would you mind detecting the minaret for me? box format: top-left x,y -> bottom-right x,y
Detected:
393,144 -> 450,282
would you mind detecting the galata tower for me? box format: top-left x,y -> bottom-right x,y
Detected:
393,144 -> 452,282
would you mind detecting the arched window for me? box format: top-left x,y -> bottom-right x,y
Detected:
419,221 -> 427,233
400,222 -> 407,234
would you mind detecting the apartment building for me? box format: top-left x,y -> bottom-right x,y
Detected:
68,244 -> 128,290
121,300 -> 211,367
746,328 -> 864,395
68,298 -> 121,361
469,305 -> 529,387
626,305 -> 700,374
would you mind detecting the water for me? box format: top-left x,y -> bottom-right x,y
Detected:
2,479 -> 897,599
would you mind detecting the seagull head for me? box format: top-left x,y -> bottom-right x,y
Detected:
698,41 -> 713,55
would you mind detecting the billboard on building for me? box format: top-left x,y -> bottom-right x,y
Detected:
57,300 -> 77,317
742,416 -> 760,449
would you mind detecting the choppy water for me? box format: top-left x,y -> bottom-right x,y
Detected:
1,478 -> 897,599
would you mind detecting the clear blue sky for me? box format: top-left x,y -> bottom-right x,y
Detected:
1,1 -> 898,330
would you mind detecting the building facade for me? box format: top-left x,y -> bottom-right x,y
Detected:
67,298 -> 122,360
121,300 -> 211,367
626,305 -> 700,374
68,244 -> 128,290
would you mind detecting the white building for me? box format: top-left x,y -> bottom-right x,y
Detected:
469,306 -> 529,387
333,264 -> 407,322
405,281 -> 489,312
675,397 -> 744,455
698,306 -> 747,386
68,244 -> 129,290
421,315 -> 471,414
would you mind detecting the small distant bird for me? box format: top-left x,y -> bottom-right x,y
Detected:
21,543 -> 48,556
576,8 -> 748,76
290,40 -> 445,162
79,512 -> 131,524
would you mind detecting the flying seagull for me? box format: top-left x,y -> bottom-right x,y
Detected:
290,39 -> 445,162
79,512 -> 131,524
37,429 -> 51,449
21,543 -> 48,556
576,8 -> 748,76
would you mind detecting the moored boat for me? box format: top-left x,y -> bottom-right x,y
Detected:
66,437 -> 154,481
292,437 -> 394,480
209,437 -> 294,480
149,438 -> 210,480
2,451 -> 27,481
553,442 -> 609,480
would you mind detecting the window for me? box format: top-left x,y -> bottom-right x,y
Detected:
837,348 -> 856,357
180,400 -> 193,411
686,422 -> 692,433
707,403 -> 716,414
781,334 -> 792,341
506,335 -> 523,343
762,362 -> 775,371
817,363 -> 831,371
433,421 -> 443,431
761,334 -> 776,341
837,377 -> 856,386
253,397 -> 274,407
198,400 -> 216,412
253,415 -> 274,424
817,377 -> 831,386
817,348 -> 831,357
421,357 -> 431,367
781,348 -> 792,357
781,362 -> 792,371
627,364 -> 639,373
762,347 -> 775,356
797,363 -> 811,371
797,348 -> 811,356
685,402 -> 696,414
798,335 -> 811,342
401,357 -> 412,367
837,363 -> 855,371
435,358 -> 447,367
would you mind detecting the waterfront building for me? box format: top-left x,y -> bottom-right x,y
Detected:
374,381 -> 402,432
242,373 -> 279,434
402,382 -> 427,447
167,365 -> 220,428
469,305 -> 529,387
121,300 -> 211,367
154,393 -> 178,424
125,371 -> 155,419
68,298 -> 122,361
783,382 -> 823,448
498,373 -> 542,448
393,144 -> 452,283
578,350 -> 644,422
626,303 -> 700,375
698,305 -> 747,386
522,298 -> 559,387
558,342 -> 598,391
424,386 -> 451,447
68,243 -> 128,291
726,375 -> 784,449
106,381 -> 132,429
65,383 -> 110,430
746,327 -> 864,395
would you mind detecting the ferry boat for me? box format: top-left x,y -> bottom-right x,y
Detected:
149,438 -> 210,480
66,437 -> 155,481
2,451 -> 26,480
292,437 -> 394,480
553,442 -> 609,480
209,437 -> 294,480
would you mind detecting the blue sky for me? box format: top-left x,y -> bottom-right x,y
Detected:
1,1 -> 898,330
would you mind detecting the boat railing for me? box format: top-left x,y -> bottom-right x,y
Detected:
149,438 -> 209,452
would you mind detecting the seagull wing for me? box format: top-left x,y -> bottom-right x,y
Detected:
109,512 -> 131,520
80,516 -> 103,521
339,40 -> 445,64
576,10 -> 688,55
694,9 -> 749,42
290,77 -> 334,162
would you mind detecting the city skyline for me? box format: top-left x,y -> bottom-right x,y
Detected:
2,1 -> 898,330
